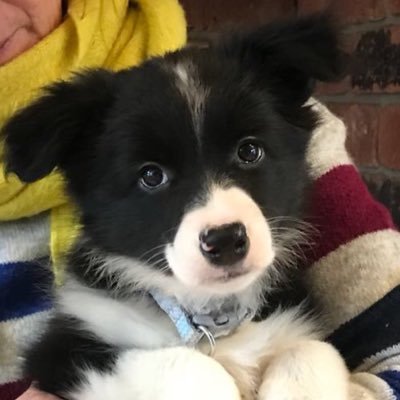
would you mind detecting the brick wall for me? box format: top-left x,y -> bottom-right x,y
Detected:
179,0 -> 400,225
299,0 -> 400,225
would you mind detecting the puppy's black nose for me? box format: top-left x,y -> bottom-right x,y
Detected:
199,223 -> 249,266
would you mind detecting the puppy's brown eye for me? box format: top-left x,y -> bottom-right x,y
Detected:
139,164 -> 168,189
237,142 -> 264,164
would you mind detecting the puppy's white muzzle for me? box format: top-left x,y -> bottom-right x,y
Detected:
166,185 -> 275,294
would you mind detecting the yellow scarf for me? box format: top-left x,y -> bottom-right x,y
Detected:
0,0 -> 186,284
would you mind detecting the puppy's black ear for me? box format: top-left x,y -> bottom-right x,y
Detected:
2,69 -> 115,183
219,13 -> 345,104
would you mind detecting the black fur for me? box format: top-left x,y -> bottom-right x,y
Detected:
4,15 -> 343,264
2,14 -> 344,397
25,316 -> 119,397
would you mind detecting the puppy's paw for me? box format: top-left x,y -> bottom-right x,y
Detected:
74,347 -> 240,400
258,340 -> 349,400
153,347 -> 241,400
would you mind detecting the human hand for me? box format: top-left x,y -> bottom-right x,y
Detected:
16,386 -> 60,400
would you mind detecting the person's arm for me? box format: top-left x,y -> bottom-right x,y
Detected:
304,100 -> 400,400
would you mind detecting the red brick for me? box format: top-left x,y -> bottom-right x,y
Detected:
389,24 -> 400,42
298,0 -> 385,24
352,82 -> 400,93
340,0 -> 385,23
327,103 -> 378,166
386,0 -> 400,15
316,77 -> 351,95
179,0 -> 205,31
297,0 -> 329,14
378,106 -> 400,169
180,0 -> 295,32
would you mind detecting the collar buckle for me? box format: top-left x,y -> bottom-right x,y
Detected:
149,289 -> 255,349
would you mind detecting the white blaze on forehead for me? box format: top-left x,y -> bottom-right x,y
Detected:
166,185 -> 275,294
173,61 -> 209,137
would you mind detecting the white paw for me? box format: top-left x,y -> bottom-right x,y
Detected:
258,340 -> 349,400
73,347 -> 240,400
163,347 -> 241,400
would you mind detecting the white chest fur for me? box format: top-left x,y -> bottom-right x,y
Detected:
58,279 -> 180,349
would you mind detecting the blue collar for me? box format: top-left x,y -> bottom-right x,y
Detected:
149,289 -> 256,350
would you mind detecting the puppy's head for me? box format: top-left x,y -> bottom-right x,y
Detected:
3,14 -> 344,298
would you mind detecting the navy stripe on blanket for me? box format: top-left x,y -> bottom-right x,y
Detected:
327,285 -> 400,370
0,260 -> 53,321
378,370 -> 400,399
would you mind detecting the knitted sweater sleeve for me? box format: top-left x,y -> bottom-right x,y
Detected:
305,101 -> 400,400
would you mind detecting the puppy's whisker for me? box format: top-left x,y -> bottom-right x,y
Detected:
143,251 -> 167,265
271,221 -> 314,269
138,244 -> 167,261
150,257 -> 168,268
158,264 -> 171,274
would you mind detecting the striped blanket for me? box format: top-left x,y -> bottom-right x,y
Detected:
0,214 -> 52,399
0,103 -> 399,399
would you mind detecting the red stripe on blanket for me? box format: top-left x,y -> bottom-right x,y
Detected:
305,165 -> 396,264
0,379 -> 31,400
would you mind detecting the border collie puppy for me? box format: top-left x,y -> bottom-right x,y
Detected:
3,14 -> 348,400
